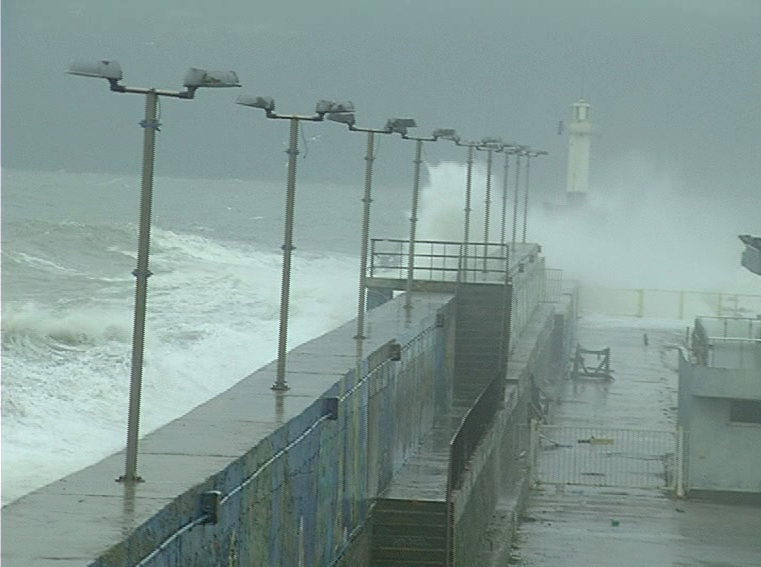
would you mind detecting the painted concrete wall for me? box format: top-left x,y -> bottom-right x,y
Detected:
118,299 -> 455,567
2,294 -> 456,567
689,366 -> 761,399
678,353 -> 761,494
453,303 -> 567,567
686,397 -> 761,493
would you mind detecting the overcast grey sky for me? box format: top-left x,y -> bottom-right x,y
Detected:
2,0 -> 760,199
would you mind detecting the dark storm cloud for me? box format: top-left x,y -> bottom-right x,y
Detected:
2,0 -> 759,200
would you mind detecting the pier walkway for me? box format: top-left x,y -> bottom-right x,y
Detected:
510,315 -> 761,567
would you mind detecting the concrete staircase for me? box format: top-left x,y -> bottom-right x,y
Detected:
370,498 -> 449,567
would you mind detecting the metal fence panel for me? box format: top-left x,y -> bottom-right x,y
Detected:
533,425 -> 677,489
578,287 -> 761,320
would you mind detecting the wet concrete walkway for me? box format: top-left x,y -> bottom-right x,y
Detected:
510,316 -> 761,567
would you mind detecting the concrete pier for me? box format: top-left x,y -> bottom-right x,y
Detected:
510,316 -> 761,566
2,292 -> 454,567
2,239 -> 572,567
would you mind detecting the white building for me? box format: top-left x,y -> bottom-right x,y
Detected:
678,314 -> 761,496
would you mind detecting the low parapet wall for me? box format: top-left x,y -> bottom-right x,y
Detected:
2,293 -> 456,567
452,300 -> 573,567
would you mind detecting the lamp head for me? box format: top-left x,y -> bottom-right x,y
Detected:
68,59 -> 123,81
327,112 -> 356,127
432,128 -> 458,141
386,117 -> 416,135
480,136 -> 503,148
183,68 -> 240,89
236,95 -> 276,112
315,100 -> 355,115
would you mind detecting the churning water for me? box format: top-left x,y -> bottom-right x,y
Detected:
3,158 -> 757,505
1,168 -> 412,504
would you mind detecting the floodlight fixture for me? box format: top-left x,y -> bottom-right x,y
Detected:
455,138 -> 482,148
432,129 -> 459,141
68,59 -> 240,99
316,99 -> 355,115
68,59 -> 123,81
480,136 -> 503,147
236,95 -> 276,112
327,112 -> 357,127
387,117 -> 417,136
183,68 -> 240,89
498,143 -> 521,154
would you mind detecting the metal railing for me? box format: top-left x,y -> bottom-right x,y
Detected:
368,238 -> 509,284
530,424 -> 683,491
448,374 -> 505,490
367,238 -> 557,349
446,372 -> 505,567
578,287 -> 761,320
691,316 -> 761,368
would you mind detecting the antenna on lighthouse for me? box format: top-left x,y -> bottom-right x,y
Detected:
565,97 -> 594,206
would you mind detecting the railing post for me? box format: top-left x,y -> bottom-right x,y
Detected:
445,446 -> 454,567
528,418 -> 538,489
676,425 -> 685,497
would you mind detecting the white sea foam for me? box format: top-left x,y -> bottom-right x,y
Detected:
4,161 -> 758,506
2,177 -> 361,504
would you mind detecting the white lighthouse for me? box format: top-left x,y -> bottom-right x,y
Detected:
565,98 -> 593,205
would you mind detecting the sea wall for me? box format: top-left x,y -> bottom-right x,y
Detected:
2,293 -> 456,567
453,300 -> 574,567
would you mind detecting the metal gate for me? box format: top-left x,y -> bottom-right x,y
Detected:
529,423 -> 685,492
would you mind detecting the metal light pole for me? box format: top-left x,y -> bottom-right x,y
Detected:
510,147 -> 529,264
236,96 -> 353,391
68,60 -> 240,483
498,146 -> 517,247
391,125 -> 458,310
327,114 -> 414,338
477,138 -> 503,272
521,150 -> 548,244
453,139 -> 482,280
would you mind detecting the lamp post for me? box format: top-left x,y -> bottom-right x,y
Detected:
327,113 -> 414,338
476,137 -> 503,272
510,146 -> 530,266
67,59 -> 241,483
521,150 -> 548,243
236,96 -> 353,391
390,124 -> 458,310
496,144 -> 520,247
452,138 -> 483,281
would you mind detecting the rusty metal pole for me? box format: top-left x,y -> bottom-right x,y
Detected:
123,90 -> 158,483
356,130 -> 375,336
483,147 -> 493,272
273,116 -> 300,391
405,139 -> 423,310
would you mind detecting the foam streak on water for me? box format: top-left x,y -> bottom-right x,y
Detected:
3,157 -> 758,505
1,170 -> 388,504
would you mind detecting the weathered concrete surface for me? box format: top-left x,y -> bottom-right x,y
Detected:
514,485 -> 761,567
1,292 -> 453,567
510,316 -> 761,567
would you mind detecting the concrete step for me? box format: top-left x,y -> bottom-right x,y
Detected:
371,546 -> 446,566
371,499 -> 448,567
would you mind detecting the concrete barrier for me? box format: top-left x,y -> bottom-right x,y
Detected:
2,293 -> 455,567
